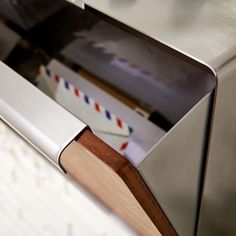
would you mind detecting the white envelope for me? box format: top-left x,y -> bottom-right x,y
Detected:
36,65 -> 133,154
35,60 -> 165,166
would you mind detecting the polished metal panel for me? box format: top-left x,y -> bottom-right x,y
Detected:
138,94 -> 211,236
198,54 -> 236,235
0,62 -> 87,169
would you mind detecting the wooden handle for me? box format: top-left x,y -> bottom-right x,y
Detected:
60,130 -> 177,236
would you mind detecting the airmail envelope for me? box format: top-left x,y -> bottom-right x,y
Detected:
35,60 -> 165,166
36,65 -> 133,154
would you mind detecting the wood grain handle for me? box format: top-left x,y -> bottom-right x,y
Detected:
60,130 -> 177,236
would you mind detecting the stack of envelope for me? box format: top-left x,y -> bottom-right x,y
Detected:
36,65 -> 133,155
35,60 -> 165,166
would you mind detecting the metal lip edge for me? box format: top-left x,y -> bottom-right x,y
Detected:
0,116 -> 87,172
0,61 -> 88,171
0,116 -> 60,169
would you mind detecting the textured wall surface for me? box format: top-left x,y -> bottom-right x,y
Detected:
0,120 -> 135,236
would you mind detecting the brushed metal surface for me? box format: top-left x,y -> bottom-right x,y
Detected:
198,54 -> 236,235
138,94 -> 211,236
0,62 -> 87,169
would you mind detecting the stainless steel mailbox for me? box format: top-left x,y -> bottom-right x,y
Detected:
68,1 -> 236,235
1,0 -> 236,235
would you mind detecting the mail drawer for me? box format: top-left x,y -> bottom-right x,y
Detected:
70,2 -> 236,236
1,1 -> 230,236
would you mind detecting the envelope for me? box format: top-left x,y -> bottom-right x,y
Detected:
36,65 -> 133,155
35,60 -> 165,166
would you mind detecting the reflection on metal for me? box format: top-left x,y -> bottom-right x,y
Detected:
80,0 -> 236,69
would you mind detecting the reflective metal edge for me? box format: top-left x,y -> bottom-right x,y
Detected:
138,93 -> 212,236
0,62 -> 87,170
